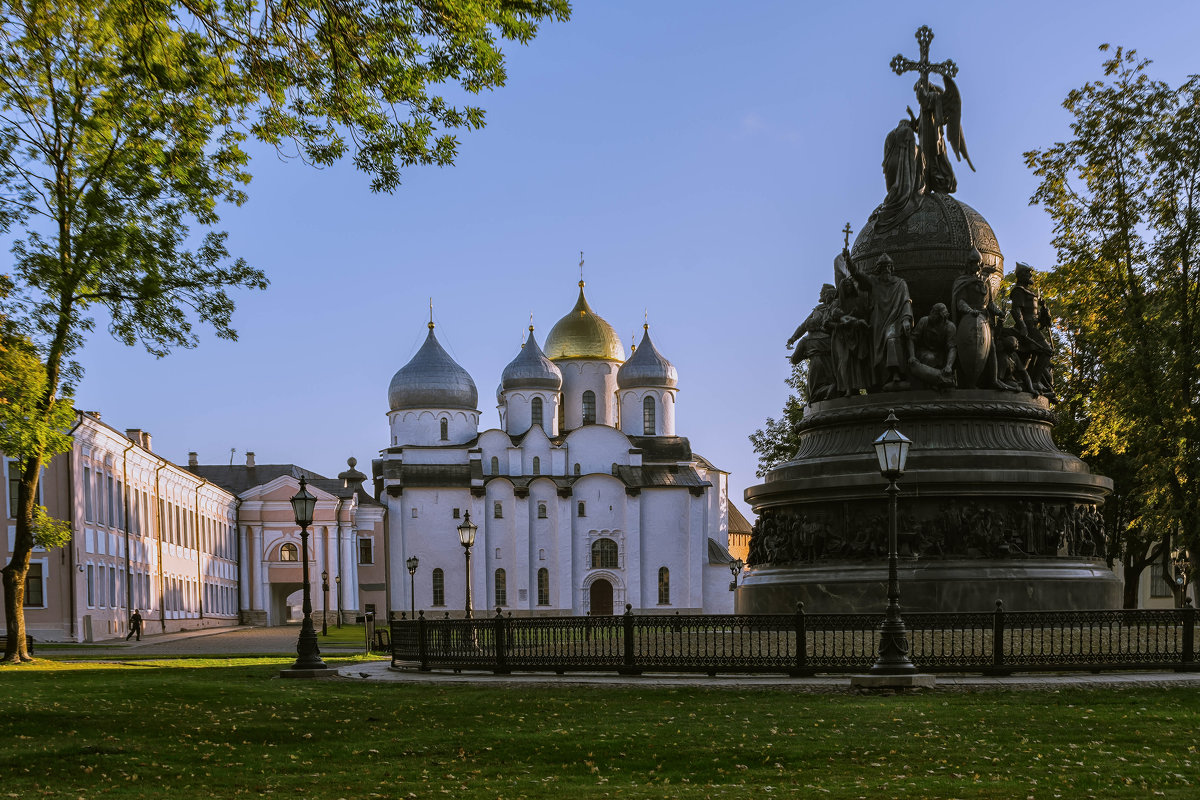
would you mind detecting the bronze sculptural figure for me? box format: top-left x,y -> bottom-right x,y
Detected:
1009,262 -> 1058,402
951,249 -> 1015,391
787,283 -> 838,401
909,302 -> 957,389
877,117 -> 924,231
849,252 -> 913,391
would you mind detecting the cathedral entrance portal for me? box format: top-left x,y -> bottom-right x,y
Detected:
589,579 -> 613,616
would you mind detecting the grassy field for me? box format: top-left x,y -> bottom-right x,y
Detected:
2,658 -> 1198,799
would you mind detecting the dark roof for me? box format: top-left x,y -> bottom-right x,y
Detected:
708,537 -> 734,565
728,503 -> 752,535
381,462 -> 479,488
611,464 -> 710,490
628,435 -> 693,463
188,464 -> 326,496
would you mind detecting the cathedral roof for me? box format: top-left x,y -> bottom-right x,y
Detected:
544,282 -> 625,362
501,328 -> 563,391
387,325 -> 478,412
617,326 -> 678,389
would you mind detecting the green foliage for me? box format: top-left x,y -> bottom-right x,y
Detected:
1025,45 -> 1200,599
749,363 -> 808,477
3,661 -> 1200,798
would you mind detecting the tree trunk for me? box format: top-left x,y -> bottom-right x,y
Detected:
2,456 -> 40,661
1121,558 -> 1143,609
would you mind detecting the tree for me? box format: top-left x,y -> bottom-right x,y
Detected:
749,363 -> 808,478
1025,45 -> 1200,606
0,0 -> 569,661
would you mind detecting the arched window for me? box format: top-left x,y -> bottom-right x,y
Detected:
532,456 -> 540,475
490,456 -> 499,475
643,395 -> 656,435
494,568 -> 507,607
577,501 -> 586,517
432,568 -> 444,606
537,568 -> 550,606
582,390 -> 596,424
591,537 -> 618,569
537,502 -> 548,519
279,543 -> 298,562
493,501 -> 503,519
658,566 -> 670,605
558,400 -> 565,431
440,418 -> 449,440
574,463 -> 581,476
531,397 -> 543,430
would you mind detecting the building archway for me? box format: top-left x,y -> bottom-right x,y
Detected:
589,579 -> 613,616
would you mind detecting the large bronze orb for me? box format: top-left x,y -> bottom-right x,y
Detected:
851,192 -> 1002,318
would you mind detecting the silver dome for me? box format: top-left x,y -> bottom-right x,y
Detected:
617,327 -> 678,389
501,329 -> 563,391
388,326 -> 478,411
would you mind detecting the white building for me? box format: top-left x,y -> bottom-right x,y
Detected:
377,282 -> 736,616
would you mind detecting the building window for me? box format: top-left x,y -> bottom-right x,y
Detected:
440,418 -> 449,440
490,456 -> 499,475
25,562 -> 44,608
658,566 -> 670,605
1149,564 -> 1174,598
577,501 -> 586,517
280,543 -> 298,562
537,568 -> 549,606
493,501 -> 503,519
539,548 -> 546,560
574,463 -> 581,476
359,538 -> 374,564
537,502 -> 547,519
582,391 -> 596,424
432,568 -> 445,606
558,400 -> 565,431
83,467 -> 93,522
531,397 -> 543,429
494,547 -> 501,560
106,475 -> 114,528
532,456 -> 540,475
643,396 -> 656,435
86,564 -> 94,606
591,537 -> 618,569
494,568 -> 507,607
453,507 -> 461,519
411,508 -> 418,518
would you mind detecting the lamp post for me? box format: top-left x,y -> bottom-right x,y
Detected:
320,570 -> 329,636
288,476 -> 326,671
1172,546 -> 1192,607
729,557 -> 745,591
869,410 -> 916,675
457,511 -> 477,619
334,574 -> 342,628
406,555 -> 420,616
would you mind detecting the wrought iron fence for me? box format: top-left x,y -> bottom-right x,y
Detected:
390,602 -> 1198,676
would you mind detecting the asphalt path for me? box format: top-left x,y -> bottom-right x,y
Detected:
40,624 -> 369,657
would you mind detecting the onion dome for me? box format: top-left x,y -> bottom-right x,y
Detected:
388,324 -> 478,411
544,282 -> 626,362
617,325 -> 678,389
501,327 -> 563,391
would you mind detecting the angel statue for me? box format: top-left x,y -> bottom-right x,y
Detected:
890,26 -> 974,195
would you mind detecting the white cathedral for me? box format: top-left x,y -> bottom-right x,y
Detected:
376,281 -> 737,616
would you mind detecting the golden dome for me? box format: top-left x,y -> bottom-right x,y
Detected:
544,282 -> 626,362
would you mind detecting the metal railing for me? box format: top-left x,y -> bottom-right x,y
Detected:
390,602 -> 1198,676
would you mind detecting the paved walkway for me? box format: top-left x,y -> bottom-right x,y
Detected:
39,624 -> 367,656
334,660 -> 1200,692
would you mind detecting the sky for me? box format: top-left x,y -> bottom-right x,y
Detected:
67,0 -> 1199,518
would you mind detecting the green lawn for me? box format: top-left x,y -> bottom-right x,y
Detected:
2,658 -> 1198,798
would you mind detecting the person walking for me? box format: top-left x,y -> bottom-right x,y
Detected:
126,609 -> 144,641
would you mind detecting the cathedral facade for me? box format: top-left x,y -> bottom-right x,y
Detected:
376,282 -> 736,616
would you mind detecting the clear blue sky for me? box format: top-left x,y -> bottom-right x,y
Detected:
71,0 -> 1198,517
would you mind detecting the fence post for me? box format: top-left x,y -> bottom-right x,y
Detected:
791,602 -> 808,676
417,610 -> 429,672
1182,600 -> 1195,670
619,603 -> 640,675
494,607 -> 510,674
992,599 -> 1005,673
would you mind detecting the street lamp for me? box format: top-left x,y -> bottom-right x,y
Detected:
729,557 -> 745,591
457,511 -> 477,619
1172,546 -> 1192,607
869,410 -> 915,675
288,476 -> 326,671
334,574 -> 342,628
320,569 -> 329,636
406,555 -> 420,616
